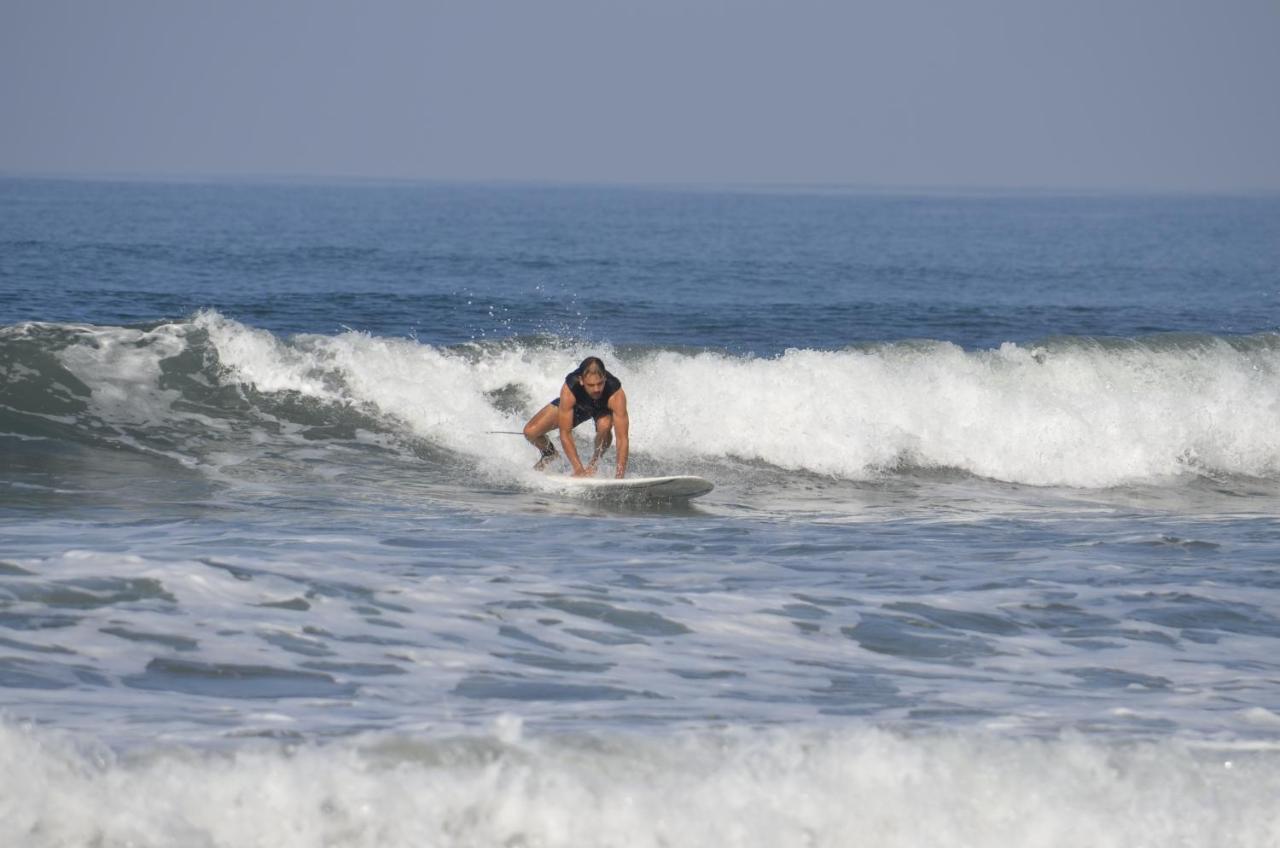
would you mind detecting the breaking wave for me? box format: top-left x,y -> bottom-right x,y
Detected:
3,311 -> 1279,488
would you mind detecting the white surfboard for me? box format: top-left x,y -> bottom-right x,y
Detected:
558,474 -> 714,500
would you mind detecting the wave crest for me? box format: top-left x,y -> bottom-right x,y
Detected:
4,313 -> 1279,488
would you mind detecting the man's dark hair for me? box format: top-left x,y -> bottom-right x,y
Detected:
578,356 -> 607,378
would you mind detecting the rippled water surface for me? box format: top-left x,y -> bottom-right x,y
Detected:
3,178 -> 1280,846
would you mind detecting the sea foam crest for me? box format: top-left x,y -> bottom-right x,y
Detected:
195,313 -> 1280,487
3,721 -> 1278,848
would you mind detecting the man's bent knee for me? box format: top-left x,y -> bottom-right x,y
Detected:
594,417 -> 614,449
524,406 -> 557,441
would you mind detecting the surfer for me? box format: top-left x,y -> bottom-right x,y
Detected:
523,356 -> 629,478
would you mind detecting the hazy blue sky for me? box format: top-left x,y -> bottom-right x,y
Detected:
2,0 -> 1278,190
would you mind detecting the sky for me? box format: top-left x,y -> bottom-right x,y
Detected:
1,0 -> 1278,191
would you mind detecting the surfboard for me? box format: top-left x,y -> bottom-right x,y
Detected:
558,474 -> 714,500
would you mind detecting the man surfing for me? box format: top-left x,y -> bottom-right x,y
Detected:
523,356 -> 629,478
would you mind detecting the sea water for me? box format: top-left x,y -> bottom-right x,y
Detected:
2,177 -> 1280,846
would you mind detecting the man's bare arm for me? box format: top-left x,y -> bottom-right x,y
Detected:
557,384 -> 588,474
610,389 -> 629,478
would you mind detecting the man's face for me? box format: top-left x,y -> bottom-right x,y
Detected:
581,372 -> 606,399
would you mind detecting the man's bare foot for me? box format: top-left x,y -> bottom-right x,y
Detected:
533,451 -> 558,471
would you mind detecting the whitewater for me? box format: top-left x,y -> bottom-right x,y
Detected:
3,178 -> 1280,846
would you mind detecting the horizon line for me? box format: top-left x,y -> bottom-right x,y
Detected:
2,167 -> 1278,199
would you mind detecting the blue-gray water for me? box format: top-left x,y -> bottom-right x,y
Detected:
2,177 -> 1280,846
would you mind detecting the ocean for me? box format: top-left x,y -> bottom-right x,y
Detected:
2,176 -> 1279,846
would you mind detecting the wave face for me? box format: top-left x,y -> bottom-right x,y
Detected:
5,721 -> 1279,848
4,313 -> 1279,489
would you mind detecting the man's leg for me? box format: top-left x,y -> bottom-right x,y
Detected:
523,404 -> 561,470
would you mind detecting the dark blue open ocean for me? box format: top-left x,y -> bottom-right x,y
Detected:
3,177 -> 1280,845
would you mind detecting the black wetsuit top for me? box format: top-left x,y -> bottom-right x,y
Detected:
551,369 -> 622,426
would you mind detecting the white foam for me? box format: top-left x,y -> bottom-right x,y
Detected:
55,324 -> 187,427
197,311 -> 338,397
631,340 -> 1280,486
3,721 -> 1278,848
1241,707 -> 1280,728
